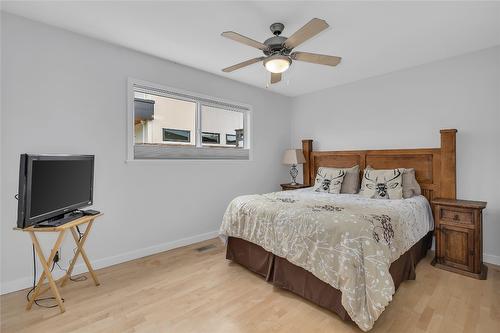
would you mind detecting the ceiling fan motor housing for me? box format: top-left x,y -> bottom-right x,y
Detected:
265,22 -> 292,56
264,36 -> 289,55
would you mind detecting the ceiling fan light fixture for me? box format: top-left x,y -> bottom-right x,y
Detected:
263,55 -> 291,74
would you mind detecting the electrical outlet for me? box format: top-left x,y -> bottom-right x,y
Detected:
54,250 -> 60,263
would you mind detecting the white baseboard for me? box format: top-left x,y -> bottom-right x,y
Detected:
484,253 -> 500,266
0,230 -> 219,295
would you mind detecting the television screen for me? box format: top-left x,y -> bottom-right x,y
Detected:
30,159 -> 93,218
17,155 -> 94,228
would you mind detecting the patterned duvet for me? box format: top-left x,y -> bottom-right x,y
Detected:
219,189 -> 433,331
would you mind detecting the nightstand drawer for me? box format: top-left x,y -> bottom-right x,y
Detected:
439,207 -> 474,225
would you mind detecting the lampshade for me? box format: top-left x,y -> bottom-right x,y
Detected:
264,55 -> 291,74
282,149 -> 306,165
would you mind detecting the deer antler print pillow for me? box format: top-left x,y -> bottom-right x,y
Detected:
313,167 -> 346,194
360,167 -> 403,199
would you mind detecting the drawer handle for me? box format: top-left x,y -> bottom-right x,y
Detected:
453,214 -> 460,221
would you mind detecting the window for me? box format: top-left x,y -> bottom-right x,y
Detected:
226,134 -> 236,146
201,132 -> 220,144
163,129 -> 191,143
128,79 -> 251,160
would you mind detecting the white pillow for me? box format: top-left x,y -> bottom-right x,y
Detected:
313,167 -> 346,194
360,168 -> 403,199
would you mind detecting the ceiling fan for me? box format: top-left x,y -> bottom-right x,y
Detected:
221,18 -> 341,85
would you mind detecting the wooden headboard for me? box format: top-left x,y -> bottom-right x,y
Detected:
302,129 -> 457,204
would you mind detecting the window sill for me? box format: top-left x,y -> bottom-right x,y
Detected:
133,144 -> 250,160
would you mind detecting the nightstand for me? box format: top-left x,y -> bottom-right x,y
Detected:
280,183 -> 310,191
431,198 -> 487,279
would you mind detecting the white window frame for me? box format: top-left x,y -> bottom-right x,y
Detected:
127,78 -> 252,160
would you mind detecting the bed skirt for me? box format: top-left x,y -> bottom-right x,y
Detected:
226,231 -> 433,321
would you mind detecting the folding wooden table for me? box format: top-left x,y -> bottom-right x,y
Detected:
15,213 -> 102,313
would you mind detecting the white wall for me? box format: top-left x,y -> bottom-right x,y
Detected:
0,13 -> 292,293
291,46 -> 500,264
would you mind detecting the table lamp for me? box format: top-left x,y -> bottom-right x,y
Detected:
282,149 -> 306,185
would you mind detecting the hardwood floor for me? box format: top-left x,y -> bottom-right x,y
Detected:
1,238 -> 499,333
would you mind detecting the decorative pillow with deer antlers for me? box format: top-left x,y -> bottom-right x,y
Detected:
313,167 -> 346,194
360,168 -> 403,199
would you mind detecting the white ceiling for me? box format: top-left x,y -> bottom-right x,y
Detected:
2,1 -> 500,96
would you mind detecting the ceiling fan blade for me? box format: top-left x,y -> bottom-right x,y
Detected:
270,72 -> 282,84
284,18 -> 329,49
221,31 -> 268,51
222,57 -> 265,73
291,52 -> 341,66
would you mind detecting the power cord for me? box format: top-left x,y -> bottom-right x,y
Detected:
26,244 -> 64,308
76,225 -> 83,240
54,262 -> 87,282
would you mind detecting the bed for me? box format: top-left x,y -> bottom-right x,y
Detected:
219,129 -> 457,331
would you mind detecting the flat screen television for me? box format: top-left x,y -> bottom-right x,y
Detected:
17,154 -> 94,229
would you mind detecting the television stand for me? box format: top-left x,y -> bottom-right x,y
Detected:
36,211 -> 84,228
14,213 -> 103,313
